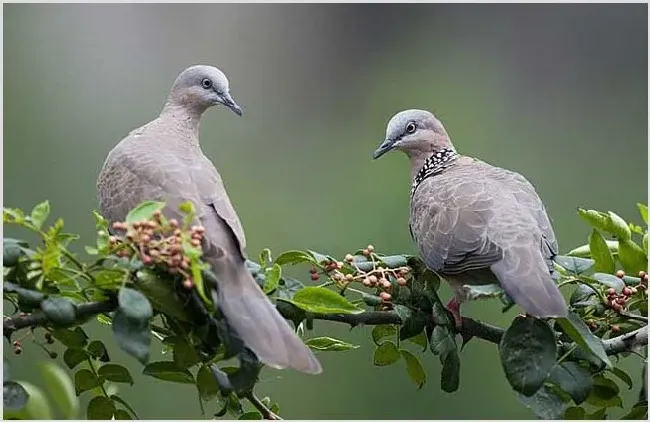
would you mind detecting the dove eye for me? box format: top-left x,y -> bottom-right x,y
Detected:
406,122 -> 417,134
201,78 -> 213,89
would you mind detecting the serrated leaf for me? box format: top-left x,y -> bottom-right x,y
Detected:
263,264 -> 281,294
282,286 -> 362,314
274,250 -> 316,266
98,364 -> 133,385
40,297 -> 77,325
305,337 -> 359,351
94,269 -> 127,290
118,287 -> 153,322
373,341 -> 400,366
555,256 -> 595,274
371,325 -> 397,345
499,316 -> 557,396
608,212 -> 632,241
87,396 -> 114,420
74,369 -> 101,396
400,349 -> 426,388
548,362 -> 593,404
557,311 -> 611,368
38,362 -> 79,418
30,201 -> 50,229
63,348 -> 90,370
125,201 -> 166,224
52,327 -> 88,350
589,229 -> 616,273
196,365 -> 219,401
143,361 -> 195,384
112,309 -> 151,365
87,340 -> 110,362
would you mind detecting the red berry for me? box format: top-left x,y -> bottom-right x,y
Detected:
362,279 -> 372,286
623,287 -> 633,297
183,279 -> 194,289
611,301 -> 623,312
309,267 -> 317,274
141,255 -> 152,265
616,297 -> 627,305
379,291 -> 391,301
310,273 -> 320,281
611,324 -> 621,333
397,277 -> 407,286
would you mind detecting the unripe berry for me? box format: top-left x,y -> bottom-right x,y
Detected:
141,255 -> 152,265
616,297 -> 627,305
616,270 -> 625,278
368,275 -> 378,284
333,273 -> 343,281
606,287 -> 616,296
191,239 -> 202,247
345,274 -> 354,282
169,219 -> 179,228
381,279 -> 391,289
140,234 -> 151,244
109,236 -> 117,245
611,324 -> 621,333
639,271 -> 646,279
611,301 -> 622,312
362,249 -> 370,257
345,254 -> 354,263
153,210 -> 162,221
367,245 -> 375,253
630,286 -> 638,294
362,278 -> 372,287
622,287 -> 633,297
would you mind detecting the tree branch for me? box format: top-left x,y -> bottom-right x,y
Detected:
602,326 -> 648,356
243,391 -> 281,420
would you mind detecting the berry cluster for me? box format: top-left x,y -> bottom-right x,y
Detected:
108,210 -> 205,290
606,270 -> 647,313
308,244 -> 411,308
11,330 -> 56,357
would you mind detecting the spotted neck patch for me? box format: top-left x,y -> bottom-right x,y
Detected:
410,148 -> 459,197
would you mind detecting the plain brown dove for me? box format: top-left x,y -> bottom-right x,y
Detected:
97,65 -> 321,374
372,109 -> 567,326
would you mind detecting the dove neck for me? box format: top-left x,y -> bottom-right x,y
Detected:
159,102 -> 205,143
410,148 -> 459,197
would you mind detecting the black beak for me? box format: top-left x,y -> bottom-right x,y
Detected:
372,139 -> 396,159
221,92 -> 243,116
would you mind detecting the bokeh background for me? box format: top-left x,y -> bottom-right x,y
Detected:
4,3 -> 648,419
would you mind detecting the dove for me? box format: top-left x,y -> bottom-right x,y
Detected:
97,65 -> 321,374
372,109 -> 567,326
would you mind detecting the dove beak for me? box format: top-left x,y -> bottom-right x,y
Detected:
220,92 -> 243,116
373,139 -> 396,159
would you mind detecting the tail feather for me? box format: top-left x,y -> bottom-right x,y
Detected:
490,246 -> 567,318
210,258 -> 322,374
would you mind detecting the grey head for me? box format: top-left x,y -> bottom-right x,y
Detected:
373,109 -> 453,160
165,65 -> 242,116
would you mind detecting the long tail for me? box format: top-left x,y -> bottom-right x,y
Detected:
207,256 -> 322,374
490,246 -> 568,318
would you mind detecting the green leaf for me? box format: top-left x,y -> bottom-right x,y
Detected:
112,309 -> 151,365
142,361 -> 195,384
617,239 -> 647,275
30,200 -> 50,229
440,349 -> 460,393
125,201 -> 166,224
276,275 -> 305,301
607,367 -> 633,390
622,401 -> 648,419
461,283 -> 505,300
274,250 -> 316,266
135,269 -> 189,322
52,327 -> 88,350
585,376 -> 622,408
74,369 -> 101,396
239,411 -> 263,420
98,364 -> 133,385
307,250 -> 334,266
3,380 -> 29,412
565,406 -> 586,419
377,254 -> 408,268
608,212 -> 632,241
429,325 -> 456,357
637,203 -> 648,224
87,340 -> 110,362
548,362 -> 593,404
555,255 -> 595,274
258,248 -> 272,267
93,269 -> 127,290
40,297 -> 77,326
405,331 -> 429,351
87,396 -> 115,420
4,381 -> 52,420
305,337 -> 360,351
263,264 -> 281,294
556,311 -> 611,368
568,240 -> 619,258
591,273 -> 625,291
110,395 -> 139,420
114,409 -> 132,420
38,362 -> 79,419
400,349 -> 426,389
643,233 -> 648,255
282,286 -> 362,314
373,341 -> 401,366
196,365 -> 219,401
118,287 -> 153,322
173,337 -> 201,369
499,316 -> 557,396
518,384 -> 569,420
589,229 -> 616,273
371,325 -> 397,345
361,292 -> 382,307
578,209 -> 614,233
63,348 -> 90,370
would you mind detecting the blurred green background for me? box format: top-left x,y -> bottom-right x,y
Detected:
4,3 -> 647,419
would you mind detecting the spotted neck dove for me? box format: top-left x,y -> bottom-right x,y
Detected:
373,109 -> 568,325
97,65 -> 321,374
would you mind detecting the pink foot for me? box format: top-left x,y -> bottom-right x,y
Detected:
446,297 -> 462,329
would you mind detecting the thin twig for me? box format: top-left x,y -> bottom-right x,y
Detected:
243,391 -> 282,420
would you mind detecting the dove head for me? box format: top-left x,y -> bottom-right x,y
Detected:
373,109 -> 453,160
166,65 -> 242,116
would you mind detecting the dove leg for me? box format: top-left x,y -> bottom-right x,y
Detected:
446,297 -> 463,329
